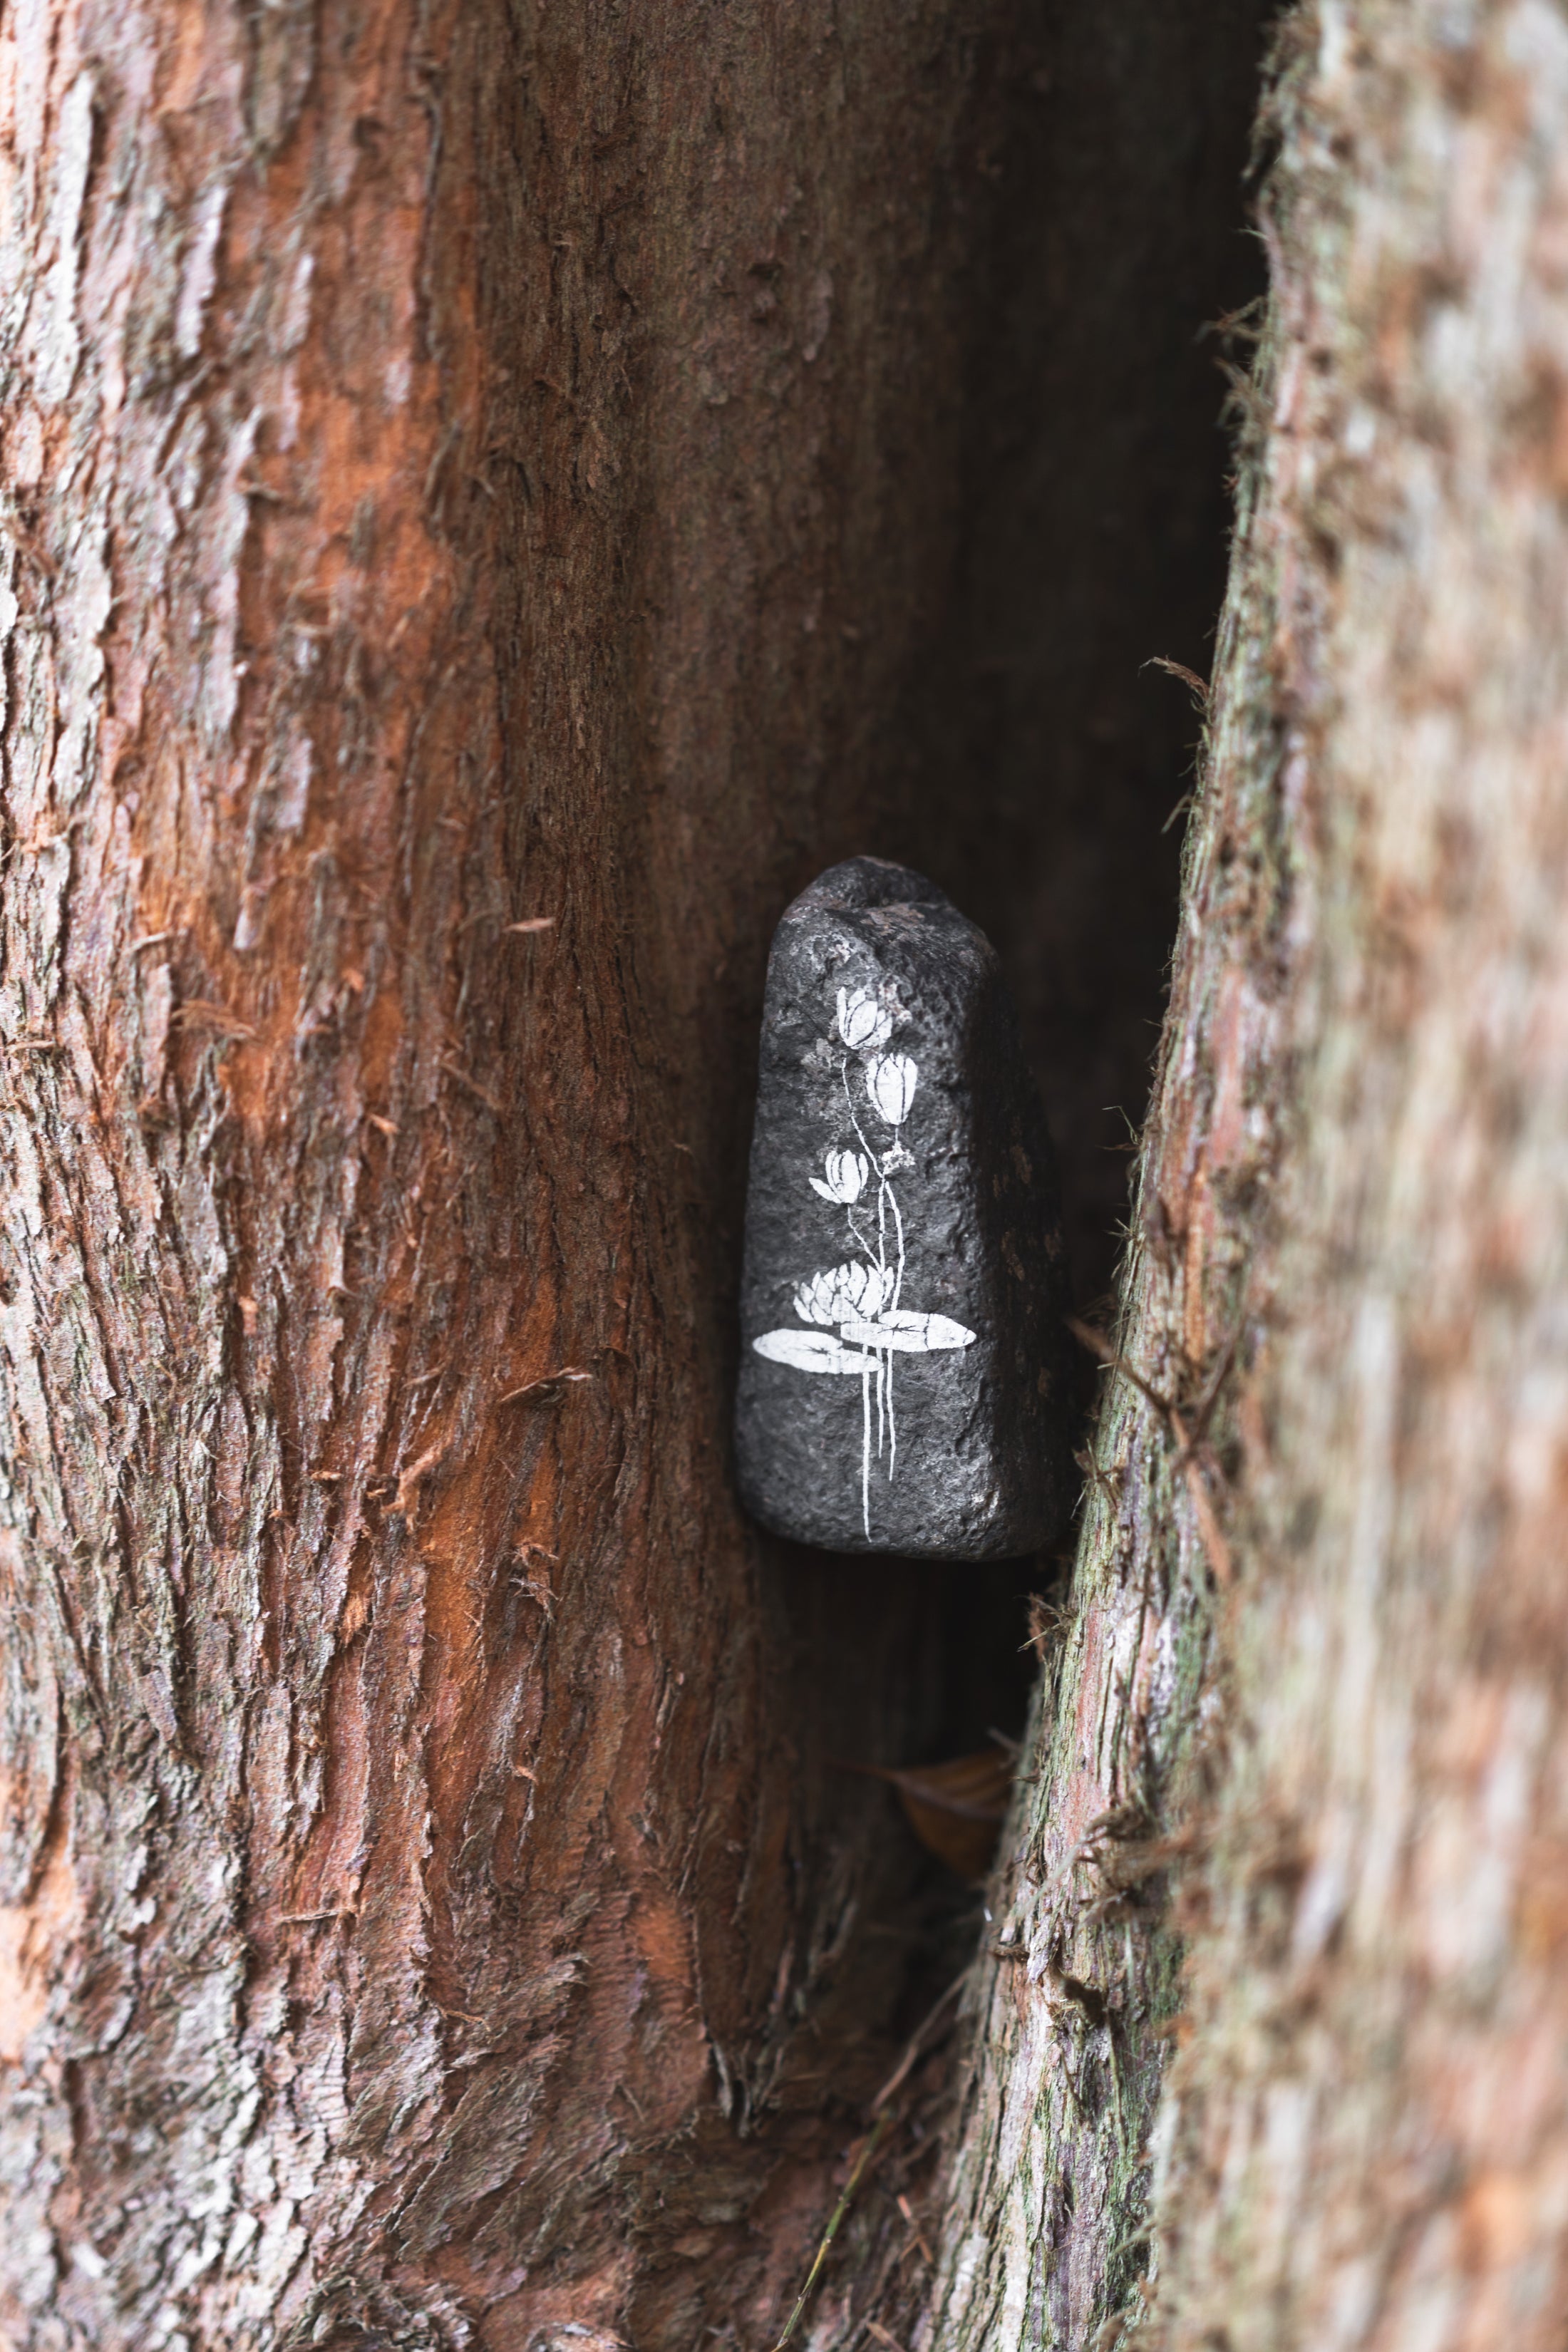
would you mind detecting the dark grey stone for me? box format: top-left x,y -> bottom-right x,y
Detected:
735,857 -> 1071,1559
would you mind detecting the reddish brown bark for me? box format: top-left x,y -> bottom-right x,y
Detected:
0,1 -> 1262,2345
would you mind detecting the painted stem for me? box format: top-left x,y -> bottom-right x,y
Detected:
860,1345 -> 872,1539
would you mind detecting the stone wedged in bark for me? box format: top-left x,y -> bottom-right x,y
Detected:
736,856 -> 1071,1558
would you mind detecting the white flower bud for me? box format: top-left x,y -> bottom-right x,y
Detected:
836,986 -> 894,1053
809,1148 -> 870,1204
866,1053 -> 918,1127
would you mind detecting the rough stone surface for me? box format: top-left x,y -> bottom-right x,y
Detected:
736,858 -> 1071,1558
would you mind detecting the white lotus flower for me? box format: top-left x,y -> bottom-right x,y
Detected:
866,1053 -> 918,1127
837,986 -> 894,1053
809,1148 -> 870,1205
793,1259 -> 890,1328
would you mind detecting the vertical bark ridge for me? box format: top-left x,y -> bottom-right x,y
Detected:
1151,4 -> 1568,2342
926,4 -> 1568,2346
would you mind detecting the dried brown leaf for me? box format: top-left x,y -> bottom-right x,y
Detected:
845,1743 -> 1014,1880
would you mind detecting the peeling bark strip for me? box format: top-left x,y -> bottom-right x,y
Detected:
925,4 -> 1568,2346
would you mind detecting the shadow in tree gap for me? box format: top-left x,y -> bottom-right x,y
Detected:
758,0 -> 1274,2008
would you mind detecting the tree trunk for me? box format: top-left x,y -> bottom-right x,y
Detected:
926,4 -> 1568,2348
0,2 -> 1264,2348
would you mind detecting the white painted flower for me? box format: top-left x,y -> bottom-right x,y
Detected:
866,1053 -> 918,1127
810,1148 -> 870,1205
793,1259 -> 890,1328
753,994 -> 971,1539
837,986 -> 894,1053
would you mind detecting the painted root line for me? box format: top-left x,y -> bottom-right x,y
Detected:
754,985 -> 976,1536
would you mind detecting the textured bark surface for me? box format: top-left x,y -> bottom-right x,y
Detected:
0,5 -> 983,2342
0,4 -> 1265,2349
925,4 -> 1568,2347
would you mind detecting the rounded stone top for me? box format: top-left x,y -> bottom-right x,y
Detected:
787,857 -> 952,915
